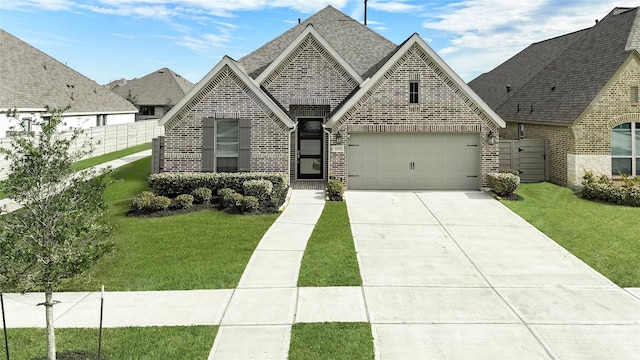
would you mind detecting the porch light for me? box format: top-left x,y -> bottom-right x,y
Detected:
488,130 -> 497,145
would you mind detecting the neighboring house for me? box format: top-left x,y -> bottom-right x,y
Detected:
158,6 -> 504,190
108,68 -> 194,121
469,7 -> 640,187
0,29 -> 137,135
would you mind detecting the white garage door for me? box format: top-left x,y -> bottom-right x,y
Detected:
347,133 -> 480,190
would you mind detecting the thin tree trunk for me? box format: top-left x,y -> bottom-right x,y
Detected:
45,288 -> 56,360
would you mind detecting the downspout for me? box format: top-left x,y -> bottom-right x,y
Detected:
322,124 -> 331,182
288,122 -> 297,186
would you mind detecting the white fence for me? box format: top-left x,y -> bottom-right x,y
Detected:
0,120 -> 164,180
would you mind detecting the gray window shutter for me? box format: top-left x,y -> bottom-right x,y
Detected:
238,119 -> 251,172
202,117 -> 215,172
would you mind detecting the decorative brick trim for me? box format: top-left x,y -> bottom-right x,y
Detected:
166,67 -> 231,130
165,66 -> 290,132
214,112 -> 240,119
608,112 -> 640,128
347,124 -> 482,133
290,97 -> 331,105
253,152 -> 289,159
165,153 -> 201,159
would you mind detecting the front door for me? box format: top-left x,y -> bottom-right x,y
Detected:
297,118 -> 324,179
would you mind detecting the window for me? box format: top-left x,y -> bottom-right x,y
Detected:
96,114 -> 107,126
631,86 -> 639,103
216,120 -> 239,172
409,81 -> 419,104
140,106 -> 155,116
611,122 -> 640,176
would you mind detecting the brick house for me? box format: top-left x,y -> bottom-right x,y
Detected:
159,6 -> 504,190
469,7 -> 640,187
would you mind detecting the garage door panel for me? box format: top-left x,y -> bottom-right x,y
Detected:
347,133 -> 479,190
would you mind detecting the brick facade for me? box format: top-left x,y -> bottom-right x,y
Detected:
506,56 -> 640,186
331,45 -> 500,188
161,33 -> 502,190
164,71 -> 289,173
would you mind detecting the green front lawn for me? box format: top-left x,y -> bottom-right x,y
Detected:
73,142 -> 151,171
63,157 -> 278,291
288,322 -> 374,360
503,182 -> 640,287
1,326 -> 216,359
0,143 -> 152,200
297,201 -> 362,287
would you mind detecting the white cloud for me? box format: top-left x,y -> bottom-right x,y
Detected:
422,0 -> 631,80
0,0 -> 72,11
368,0 -> 425,13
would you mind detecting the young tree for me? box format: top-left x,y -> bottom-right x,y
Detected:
0,107 -> 113,360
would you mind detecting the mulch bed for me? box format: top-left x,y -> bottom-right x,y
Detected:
487,190 -> 524,201
127,197 -> 285,218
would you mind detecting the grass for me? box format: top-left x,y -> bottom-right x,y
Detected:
288,322 -> 374,360
297,201 -> 362,287
72,142 -> 151,171
0,326 -> 216,359
0,143 -> 151,199
63,156 -> 279,291
503,182 -> 640,287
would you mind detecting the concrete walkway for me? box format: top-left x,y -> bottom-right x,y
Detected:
0,149 -> 152,213
4,188 -> 640,359
348,191 -> 640,359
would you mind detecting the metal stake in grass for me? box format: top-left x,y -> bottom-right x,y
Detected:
98,285 -> 104,360
1,293 -> 9,360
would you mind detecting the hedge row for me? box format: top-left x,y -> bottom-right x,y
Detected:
580,172 -> 640,207
148,172 -> 288,197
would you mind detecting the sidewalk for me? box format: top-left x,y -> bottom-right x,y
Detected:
0,149 -> 152,213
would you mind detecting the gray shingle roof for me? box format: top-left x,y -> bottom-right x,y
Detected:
108,68 -> 195,106
238,5 -> 398,79
0,29 -> 137,113
469,7 -> 640,125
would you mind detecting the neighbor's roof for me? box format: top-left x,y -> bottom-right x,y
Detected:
108,68 -> 195,106
469,7 -> 640,125
0,29 -> 137,114
238,5 -> 398,79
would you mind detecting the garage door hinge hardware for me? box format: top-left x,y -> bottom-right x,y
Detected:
467,144 -> 478,147
348,175 -> 359,177
348,144 -> 359,146
467,175 -> 478,178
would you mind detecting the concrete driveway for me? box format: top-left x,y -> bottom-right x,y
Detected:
347,190 -> 640,359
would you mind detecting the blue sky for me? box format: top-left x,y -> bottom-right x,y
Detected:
0,0 -> 636,84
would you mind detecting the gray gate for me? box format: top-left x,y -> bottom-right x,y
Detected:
499,139 -> 548,183
151,136 -> 165,173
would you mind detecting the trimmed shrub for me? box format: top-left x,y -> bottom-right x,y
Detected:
220,189 -> 241,209
243,180 -> 273,200
580,171 -> 640,206
240,195 -> 260,212
176,194 -> 194,209
191,187 -> 212,204
149,195 -> 171,211
488,172 -> 520,196
326,179 -> 344,201
148,172 -> 288,197
131,191 -> 155,211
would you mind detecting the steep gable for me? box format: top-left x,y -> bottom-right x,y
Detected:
238,5 -> 397,79
0,29 -> 137,114
257,25 -> 363,112
160,56 -> 293,131
328,34 -> 504,130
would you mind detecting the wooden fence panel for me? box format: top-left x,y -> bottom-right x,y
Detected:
498,139 -> 548,183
